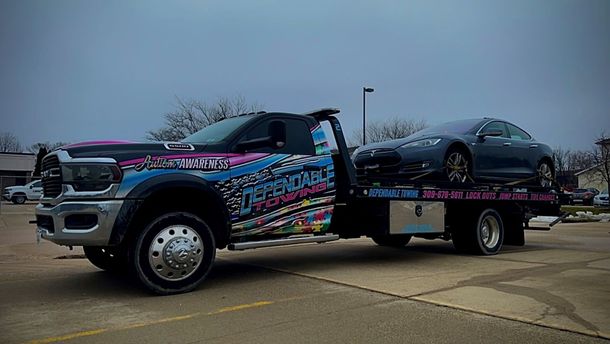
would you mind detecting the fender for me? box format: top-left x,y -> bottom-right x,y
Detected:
108,173 -> 231,246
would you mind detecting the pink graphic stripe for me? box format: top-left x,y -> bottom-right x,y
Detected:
119,153 -> 271,167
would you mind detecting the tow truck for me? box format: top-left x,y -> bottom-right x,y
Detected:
34,108 -> 564,294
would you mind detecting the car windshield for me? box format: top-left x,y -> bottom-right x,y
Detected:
574,189 -> 587,193
183,116 -> 254,144
416,119 -> 483,136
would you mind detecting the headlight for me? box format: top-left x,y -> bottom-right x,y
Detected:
400,138 -> 442,148
61,164 -> 122,191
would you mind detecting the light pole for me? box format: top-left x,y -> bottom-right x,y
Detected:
362,87 -> 374,145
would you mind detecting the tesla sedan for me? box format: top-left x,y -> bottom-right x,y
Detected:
352,118 -> 555,187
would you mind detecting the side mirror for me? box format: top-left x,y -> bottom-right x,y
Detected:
477,130 -> 503,138
268,120 -> 286,149
234,120 -> 287,152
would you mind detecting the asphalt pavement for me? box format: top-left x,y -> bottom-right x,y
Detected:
1,203 -> 609,344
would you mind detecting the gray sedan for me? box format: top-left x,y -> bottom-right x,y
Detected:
353,118 -> 555,187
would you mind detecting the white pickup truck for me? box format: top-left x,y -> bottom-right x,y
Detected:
2,180 -> 43,204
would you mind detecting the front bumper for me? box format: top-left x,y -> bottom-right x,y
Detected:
2,193 -> 10,201
35,200 -> 124,246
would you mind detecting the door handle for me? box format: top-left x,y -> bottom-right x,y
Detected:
529,144 -> 538,148
503,142 -> 512,146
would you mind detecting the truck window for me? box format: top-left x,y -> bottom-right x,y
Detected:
243,118 -> 315,155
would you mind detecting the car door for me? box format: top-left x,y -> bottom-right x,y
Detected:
473,121 -> 513,179
505,123 -> 535,178
228,116 -> 336,238
28,180 -> 43,200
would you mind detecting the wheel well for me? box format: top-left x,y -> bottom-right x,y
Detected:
445,142 -> 473,168
12,192 -> 26,197
125,187 -> 231,249
539,156 -> 555,173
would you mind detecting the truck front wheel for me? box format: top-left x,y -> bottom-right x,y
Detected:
132,212 -> 216,295
12,194 -> 26,204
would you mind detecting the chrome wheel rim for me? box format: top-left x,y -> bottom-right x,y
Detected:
149,225 -> 203,281
538,163 -> 553,187
446,152 -> 469,183
480,215 -> 500,249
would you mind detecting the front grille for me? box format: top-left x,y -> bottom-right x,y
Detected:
353,149 -> 402,168
41,155 -> 62,198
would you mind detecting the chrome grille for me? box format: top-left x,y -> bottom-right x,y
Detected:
41,155 -> 62,198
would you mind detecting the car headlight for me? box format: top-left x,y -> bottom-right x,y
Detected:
61,164 -> 122,191
400,138 -> 442,148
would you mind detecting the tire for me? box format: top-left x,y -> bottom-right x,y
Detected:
83,246 -> 128,273
132,212 -> 216,295
537,160 -> 554,188
371,234 -> 412,247
12,194 -> 26,204
444,148 -> 471,183
452,208 -> 504,255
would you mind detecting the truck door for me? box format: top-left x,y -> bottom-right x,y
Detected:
229,116 -> 336,238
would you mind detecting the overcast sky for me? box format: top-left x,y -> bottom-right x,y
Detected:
1,0 -> 609,151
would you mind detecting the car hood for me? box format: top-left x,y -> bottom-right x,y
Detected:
353,131 -> 456,155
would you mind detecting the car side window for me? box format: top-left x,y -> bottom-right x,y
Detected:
32,181 -> 42,188
507,124 -> 531,140
242,118 -> 315,155
480,121 -> 509,138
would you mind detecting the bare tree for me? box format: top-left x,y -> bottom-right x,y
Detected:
349,117 -> 427,146
28,142 -> 70,153
589,134 -> 610,192
553,146 -> 572,176
0,132 -> 22,152
147,96 -> 263,141
569,149 -> 596,172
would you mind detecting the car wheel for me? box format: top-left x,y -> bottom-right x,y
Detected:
537,161 -> 554,188
132,212 -> 216,295
84,246 -> 128,273
371,234 -> 412,247
444,148 -> 471,183
11,195 -> 26,204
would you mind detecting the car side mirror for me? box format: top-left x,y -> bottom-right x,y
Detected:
477,130 -> 503,138
268,120 -> 286,149
234,120 -> 286,152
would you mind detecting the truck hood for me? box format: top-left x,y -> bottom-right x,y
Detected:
59,141 -> 224,164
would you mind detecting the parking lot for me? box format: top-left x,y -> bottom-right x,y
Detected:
1,203 -> 609,344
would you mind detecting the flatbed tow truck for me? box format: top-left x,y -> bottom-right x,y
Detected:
35,108 -> 565,294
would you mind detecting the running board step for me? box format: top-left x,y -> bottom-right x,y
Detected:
228,234 -> 339,251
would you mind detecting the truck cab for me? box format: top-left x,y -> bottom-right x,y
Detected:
36,110 -> 338,294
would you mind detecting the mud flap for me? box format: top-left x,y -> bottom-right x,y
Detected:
503,217 -> 525,246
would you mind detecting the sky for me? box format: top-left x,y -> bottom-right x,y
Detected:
1,0 -> 609,151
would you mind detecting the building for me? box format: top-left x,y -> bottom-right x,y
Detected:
0,152 -> 36,188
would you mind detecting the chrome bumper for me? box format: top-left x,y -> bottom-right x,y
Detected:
35,200 -> 124,246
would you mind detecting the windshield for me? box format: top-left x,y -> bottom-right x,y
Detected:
417,119 -> 484,136
183,116 -> 253,144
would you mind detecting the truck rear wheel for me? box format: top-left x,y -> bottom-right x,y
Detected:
371,234 -> 412,247
83,246 -> 127,272
132,212 -> 215,295
452,208 -> 504,255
